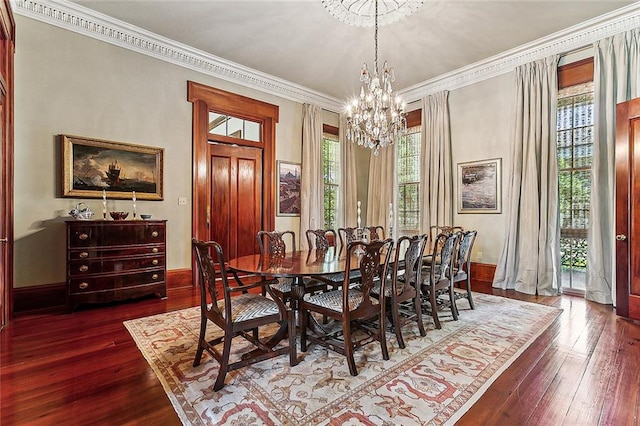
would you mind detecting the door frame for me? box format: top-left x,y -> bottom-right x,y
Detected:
188,81 -> 277,272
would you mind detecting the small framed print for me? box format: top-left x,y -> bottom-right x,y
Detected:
457,158 -> 501,214
277,161 -> 301,216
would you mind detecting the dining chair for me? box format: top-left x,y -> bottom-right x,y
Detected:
420,232 -> 461,329
364,225 -> 385,241
428,225 -> 463,253
337,227 -> 360,248
452,230 -> 478,311
257,230 -> 324,300
372,234 -> 428,349
299,238 -> 394,376
191,238 -> 296,391
306,228 -> 360,287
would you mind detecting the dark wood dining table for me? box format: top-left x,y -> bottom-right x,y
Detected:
227,247 -> 355,308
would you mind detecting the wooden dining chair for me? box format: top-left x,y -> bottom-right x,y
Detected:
191,238 -> 296,391
372,234 -> 428,349
256,230 -> 297,298
337,227 -> 359,248
257,230 -> 325,301
364,225 -> 385,241
306,228 -> 360,287
452,230 -> 478,312
299,238 -> 394,376
420,232 -> 461,329
428,225 -> 463,253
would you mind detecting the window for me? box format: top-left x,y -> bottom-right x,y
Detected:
322,133 -> 340,229
397,126 -> 421,235
557,76 -> 594,292
209,112 -> 261,142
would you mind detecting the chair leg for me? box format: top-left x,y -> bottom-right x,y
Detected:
449,285 -> 459,321
379,313 -> 390,361
414,290 -> 426,337
391,296 -> 405,349
213,336 -> 233,391
429,290 -> 441,329
343,320 -> 358,376
466,277 -> 475,309
193,316 -> 207,367
300,307 -> 308,352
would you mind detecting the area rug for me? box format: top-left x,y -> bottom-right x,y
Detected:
124,293 -> 561,425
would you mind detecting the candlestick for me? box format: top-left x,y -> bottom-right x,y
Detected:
388,202 -> 394,239
132,191 -> 137,219
102,189 -> 107,219
357,200 -> 362,229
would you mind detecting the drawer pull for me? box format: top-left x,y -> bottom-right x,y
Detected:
78,233 -> 89,240
79,252 -> 89,259
152,248 -> 159,253
79,282 -> 89,290
152,274 -> 159,280
152,259 -> 159,265
79,265 -> 89,272
151,231 -> 159,238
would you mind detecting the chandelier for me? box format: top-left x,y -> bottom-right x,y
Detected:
331,0 -> 416,155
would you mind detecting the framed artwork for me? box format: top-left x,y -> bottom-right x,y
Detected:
62,135 -> 164,200
277,161 -> 301,216
457,158 -> 501,214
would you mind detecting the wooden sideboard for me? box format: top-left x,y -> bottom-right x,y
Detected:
66,220 -> 167,310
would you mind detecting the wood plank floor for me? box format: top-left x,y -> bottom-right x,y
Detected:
2,283 -> 639,425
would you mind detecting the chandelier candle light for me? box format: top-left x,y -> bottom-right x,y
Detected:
345,0 -> 408,156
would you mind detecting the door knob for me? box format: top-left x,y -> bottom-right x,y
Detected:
616,234 -> 627,241
0,238 -> 7,243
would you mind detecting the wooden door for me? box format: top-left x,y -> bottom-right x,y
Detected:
615,97 -> 640,320
209,143 -> 262,260
0,0 -> 14,328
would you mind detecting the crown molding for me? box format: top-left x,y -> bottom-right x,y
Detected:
12,0 -> 640,111
12,0 -> 344,111
398,2 -> 640,102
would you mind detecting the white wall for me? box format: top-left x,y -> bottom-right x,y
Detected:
14,16 -> 303,288
449,72 -> 515,264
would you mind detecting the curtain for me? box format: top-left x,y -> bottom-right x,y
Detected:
366,147 -> 395,230
493,56 -> 561,296
420,91 -> 453,233
340,113 -> 358,228
588,29 -> 640,304
300,104 -> 324,249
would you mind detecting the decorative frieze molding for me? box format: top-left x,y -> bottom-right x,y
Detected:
13,0 -> 640,111
399,3 -> 640,102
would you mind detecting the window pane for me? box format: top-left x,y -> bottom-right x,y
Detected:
208,112 -> 261,142
397,126 -> 421,233
322,135 -> 340,229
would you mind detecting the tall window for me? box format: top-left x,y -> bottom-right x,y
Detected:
397,126 -> 421,234
557,70 -> 594,292
322,133 -> 340,229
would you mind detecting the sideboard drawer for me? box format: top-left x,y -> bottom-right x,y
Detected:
68,270 -> 165,294
68,255 -> 165,276
68,244 -> 165,261
68,222 -> 165,248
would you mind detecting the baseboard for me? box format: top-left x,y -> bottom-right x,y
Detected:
12,268 -> 194,316
13,265 -> 495,316
470,262 -> 496,284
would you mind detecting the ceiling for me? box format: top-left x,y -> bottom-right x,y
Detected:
68,0 -> 636,102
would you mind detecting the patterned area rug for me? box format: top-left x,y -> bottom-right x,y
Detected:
124,293 -> 561,425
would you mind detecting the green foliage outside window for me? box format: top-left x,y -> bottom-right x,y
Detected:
322,135 -> 340,229
397,128 -> 421,233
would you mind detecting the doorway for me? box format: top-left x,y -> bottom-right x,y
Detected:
615,96 -> 640,320
188,82 -> 277,279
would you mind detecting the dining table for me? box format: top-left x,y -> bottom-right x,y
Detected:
227,247 -> 355,310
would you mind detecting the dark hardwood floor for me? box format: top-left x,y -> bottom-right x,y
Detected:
2,283 -> 638,425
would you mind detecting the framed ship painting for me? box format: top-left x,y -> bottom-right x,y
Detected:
62,135 -> 164,200
457,158 -> 501,214
277,161 -> 301,216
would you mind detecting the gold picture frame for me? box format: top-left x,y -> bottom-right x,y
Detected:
62,134 -> 164,200
457,158 -> 501,214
